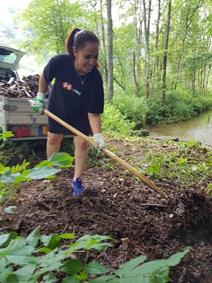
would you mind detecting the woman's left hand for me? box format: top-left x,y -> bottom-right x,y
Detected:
93,133 -> 105,149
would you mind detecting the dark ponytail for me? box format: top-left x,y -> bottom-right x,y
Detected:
65,28 -> 99,57
65,28 -> 81,56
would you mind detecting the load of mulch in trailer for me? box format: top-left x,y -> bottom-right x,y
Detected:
0,75 -> 39,98
0,167 -> 211,283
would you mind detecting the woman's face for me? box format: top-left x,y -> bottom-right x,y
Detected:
74,42 -> 99,75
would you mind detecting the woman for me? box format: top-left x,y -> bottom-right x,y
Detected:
31,28 -> 105,196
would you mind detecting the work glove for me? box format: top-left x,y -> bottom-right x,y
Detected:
31,92 -> 45,114
93,133 -> 105,150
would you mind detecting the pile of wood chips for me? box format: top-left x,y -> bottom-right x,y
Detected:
0,75 -> 39,98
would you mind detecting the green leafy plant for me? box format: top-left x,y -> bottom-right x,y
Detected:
179,140 -> 201,149
112,93 -> 148,125
91,248 -> 190,283
102,104 -> 135,136
206,183 -> 212,195
0,229 -> 111,283
146,91 -> 212,125
0,152 -> 73,184
0,152 -> 74,204
0,131 -> 14,140
0,229 -> 190,283
143,141 -> 211,185
144,155 -> 166,177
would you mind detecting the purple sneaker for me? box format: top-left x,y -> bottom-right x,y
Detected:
72,178 -> 84,196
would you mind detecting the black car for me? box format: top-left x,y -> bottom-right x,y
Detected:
0,45 -> 25,82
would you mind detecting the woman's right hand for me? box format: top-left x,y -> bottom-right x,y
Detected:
30,92 -> 45,113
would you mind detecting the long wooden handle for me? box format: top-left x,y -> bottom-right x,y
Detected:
44,109 -> 167,198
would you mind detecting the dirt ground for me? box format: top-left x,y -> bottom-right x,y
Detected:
0,138 -> 211,283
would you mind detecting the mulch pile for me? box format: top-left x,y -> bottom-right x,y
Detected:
0,75 -> 39,98
0,162 -> 211,282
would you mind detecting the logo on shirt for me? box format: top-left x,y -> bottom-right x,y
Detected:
62,82 -> 72,91
62,82 -> 81,96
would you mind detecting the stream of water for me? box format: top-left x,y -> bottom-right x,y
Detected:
146,110 -> 212,146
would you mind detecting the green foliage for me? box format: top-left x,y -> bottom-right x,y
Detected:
113,24 -> 137,92
91,248 -> 190,283
146,97 -> 169,125
102,104 -> 135,136
19,0 -> 91,60
0,131 -> 14,140
16,0 -> 211,118
0,160 -> 29,175
144,155 -> 165,177
0,152 -> 73,184
0,140 -> 47,166
0,229 -> 111,283
0,152 -> 74,203
88,147 -> 115,171
207,183 -> 212,195
144,142 -> 212,185
179,140 -> 201,149
146,90 -> 212,125
0,229 -> 190,283
182,52 -> 212,71
169,0 -> 211,92
112,93 -> 148,125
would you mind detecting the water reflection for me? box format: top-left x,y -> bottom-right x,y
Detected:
147,110 -> 212,146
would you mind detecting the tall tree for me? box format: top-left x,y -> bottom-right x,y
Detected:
100,0 -> 108,93
162,0 -> 172,103
173,0 -> 204,90
142,0 -> 152,98
18,0 -> 211,105
133,0 -> 142,96
84,0 -> 108,93
106,0 -> 114,101
152,0 -> 162,83
20,0 -> 89,60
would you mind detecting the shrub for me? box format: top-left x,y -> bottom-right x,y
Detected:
146,90 -> 212,125
112,93 -> 148,124
102,103 -> 135,136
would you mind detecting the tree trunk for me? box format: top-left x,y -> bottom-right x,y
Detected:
205,65 -> 211,93
153,0 -> 161,82
192,71 -> 196,94
173,2 -> 203,90
99,0 -> 108,94
106,0 -> 113,102
133,52 -> 139,95
162,0 -> 171,103
133,0 -> 142,96
142,0 -> 152,98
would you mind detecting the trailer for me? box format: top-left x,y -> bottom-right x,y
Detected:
0,95 -> 48,140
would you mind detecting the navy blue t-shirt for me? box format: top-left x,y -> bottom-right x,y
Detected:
43,54 -> 104,134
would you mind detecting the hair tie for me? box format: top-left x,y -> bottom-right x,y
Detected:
73,29 -> 83,46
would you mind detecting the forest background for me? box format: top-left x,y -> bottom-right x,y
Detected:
1,0 -> 212,133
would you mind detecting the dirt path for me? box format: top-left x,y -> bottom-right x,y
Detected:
0,138 -> 211,283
